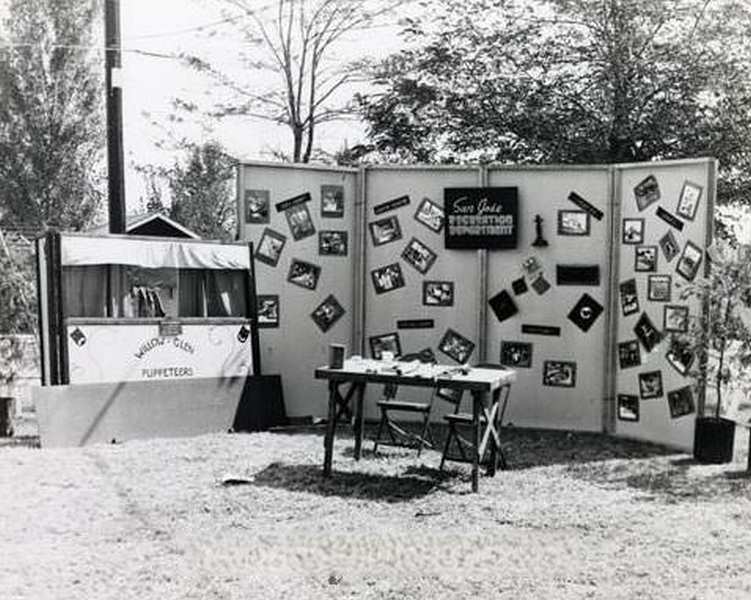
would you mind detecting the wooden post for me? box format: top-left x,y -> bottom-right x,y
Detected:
105,0 -> 126,234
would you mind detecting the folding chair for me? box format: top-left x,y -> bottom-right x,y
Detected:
439,363 -> 512,472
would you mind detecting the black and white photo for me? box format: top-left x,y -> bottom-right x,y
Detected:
659,230 -> 680,262
256,294 -> 279,328
320,184 -> 344,218
664,305 -> 689,333
438,328 -> 475,364
634,174 -> 660,211
402,237 -> 437,274
310,294 -> 346,333
622,218 -> 644,244
500,341 -> 533,368
668,386 -> 695,418
557,210 -> 590,236
542,360 -> 577,387
618,339 -> 641,369
617,394 -> 639,421
371,263 -> 405,295
676,240 -> 703,281
567,293 -> 604,332
423,281 -> 454,306
287,258 -> 321,290
284,202 -> 316,241
634,245 -> 658,272
414,197 -> 445,233
255,227 -> 287,267
633,311 -> 662,353
647,274 -> 671,302
619,278 -> 640,316
318,230 -> 348,256
245,189 -> 270,224
676,181 -> 702,221
369,216 -> 402,246
666,337 -> 694,376
369,332 -> 402,360
638,370 -> 664,399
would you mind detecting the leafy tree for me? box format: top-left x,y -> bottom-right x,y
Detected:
0,0 -> 105,232
175,0 -> 399,163
357,0 -> 751,204
165,141 -> 237,241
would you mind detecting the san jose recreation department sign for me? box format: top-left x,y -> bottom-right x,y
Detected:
444,187 -> 519,249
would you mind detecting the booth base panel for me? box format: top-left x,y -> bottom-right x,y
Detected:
34,377 -> 246,448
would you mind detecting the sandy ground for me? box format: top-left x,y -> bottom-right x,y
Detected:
1,424 -> 750,600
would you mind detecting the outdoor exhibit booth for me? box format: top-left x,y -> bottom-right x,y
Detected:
33,232 -> 261,447
239,158 -> 715,452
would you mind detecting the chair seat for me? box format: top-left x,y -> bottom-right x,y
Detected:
377,400 -> 431,413
443,412 -> 488,423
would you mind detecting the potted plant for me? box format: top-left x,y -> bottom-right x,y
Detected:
679,239 -> 751,464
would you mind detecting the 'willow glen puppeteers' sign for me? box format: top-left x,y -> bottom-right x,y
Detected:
444,187 -> 519,249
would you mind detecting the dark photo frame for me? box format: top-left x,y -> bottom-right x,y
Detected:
320,184 -> 344,218
557,210 -> 590,236
542,361 -> 577,388
287,258 -> 321,290
438,328 -> 475,364
663,305 -> 689,333
369,216 -> 402,247
402,237 -> 437,274
634,245 -> 658,272
622,218 -> 645,244
619,278 -> 640,317
369,332 -> 402,359
659,230 -> 680,262
310,294 -> 346,333
676,181 -> 702,221
422,281 -> 454,306
633,312 -> 662,353
500,341 -> 533,368
668,386 -> 695,418
676,241 -> 703,282
318,230 -> 348,256
371,263 -> 405,295
414,197 -> 445,233
634,174 -> 660,211
255,227 -> 287,267
256,294 -> 279,328
647,274 -> 672,302
638,370 -> 664,399
618,339 -> 641,369
284,202 -> 316,241
617,394 -> 640,422
666,337 -> 695,376
244,189 -> 270,224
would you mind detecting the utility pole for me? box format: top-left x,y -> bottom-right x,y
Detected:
105,0 -> 126,234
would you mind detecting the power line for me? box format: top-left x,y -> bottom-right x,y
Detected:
122,13 -> 246,40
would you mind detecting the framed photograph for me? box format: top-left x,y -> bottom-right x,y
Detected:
500,341 -> 533,368
617,394 -> 639,422
542,360 -> 577,388
256,294 -> 279,328
567,293 -> 604,333
666,337 -> 695,376
402,237 -> 437,274
422,281 -> 454,306
663,305 -> 689,333
619,278 -> 640,317
557,210 -> 590,236
522,256 -> 542,277
676,241 -> 703,282
634,245 -> 658,272
676,181 -> 702,221
633,311 -> 662,353
659,230 -> 680,262
318,231 -> 348,256
438,328 -> 475,364
310,294 -> 346,333
634,174 -> 660,211
244,189 -> 270,224
622,218 -> 645,244
647,274 -> 671,302
414,197 -> 445,233
287,258 -> 321,290
668,386 -> 695,418
638,370 -> 664,399
321,184 -> 344,218
618,339 -> 641,369
255,227 -> 287,267
369,332 -> 402,360
369,216 -> 402,247
284,203 -> 316,241
531,274 -> 551,295
371,263 -> 405,295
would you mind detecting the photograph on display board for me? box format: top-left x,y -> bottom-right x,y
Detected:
647,275 -> 672,302
369,216 -> 402,246
244,189 -> 270,224
668,386 -> 695,418
318,231 -> 348,256
567,293 -> 604,332
542,361 -> 577,387
638,370 -> 664,399
287,259 -> 321,290
284,203 -> 316,241
618,340 -> 641,369
255,227 -> 287,267
414,197 -> 445,233
369,332 -> 402,359
512,277 -> 528,295
557,210 -> 590,236
256,294 -> 279,328
531,274 -> 551,295
320,184 -> 344,218
371,263 -> 405,295
619,278 -> 640,316
310,294 -> 346,333
663,305 -> 689,333
522,256 -> 542,277
423,281 -> 454,306
634,245 -> 658,272
500,341 -> 533,368
676,181 -> 703,221
488,289 -> 519,323
622,218 -> 645,244
633,174 -> 661,211
633,312 -> 662,353
438,328 -> 475,364
659,230 -> 680,262
666,337 -> 695,376
617,394 -> 639,422
402,237 -> 438,274
676,241 -> 703,281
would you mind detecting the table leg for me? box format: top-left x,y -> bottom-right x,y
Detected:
353,383 -> 366,460
488,387 -> 500,477
472,390 -> 481,493
323,380 -> 338,477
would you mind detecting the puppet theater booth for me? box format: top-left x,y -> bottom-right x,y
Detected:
32,232 -> 271,447
240,158 -> 715,452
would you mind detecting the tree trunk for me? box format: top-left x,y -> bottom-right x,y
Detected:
302,121 -> 314,164
292,126 -> 303,163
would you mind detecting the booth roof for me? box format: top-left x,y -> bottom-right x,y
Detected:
60,234 -> 250,270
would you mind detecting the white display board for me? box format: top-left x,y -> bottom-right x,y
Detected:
66,320 -> 253,384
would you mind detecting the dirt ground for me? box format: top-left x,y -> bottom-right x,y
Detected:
1,424 -> 750,600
